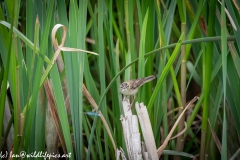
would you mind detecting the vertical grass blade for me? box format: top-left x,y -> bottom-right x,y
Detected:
97,0 -> 110,158
0,0 -> 15,150
176,0 -> 187,156
23,0 -> 54,151
138,9 -> 148,101
220,0 -> 227,159
200,0 -> 217,159
50,64 -> 74,159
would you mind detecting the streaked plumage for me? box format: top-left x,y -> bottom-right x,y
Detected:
119,75 -> 155,96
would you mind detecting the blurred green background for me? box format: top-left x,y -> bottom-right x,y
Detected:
0,0 -> 240,159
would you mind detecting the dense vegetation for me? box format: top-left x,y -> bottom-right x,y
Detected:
0,0 -> 240,159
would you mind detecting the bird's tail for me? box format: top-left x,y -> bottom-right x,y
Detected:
142,75 -> 155,84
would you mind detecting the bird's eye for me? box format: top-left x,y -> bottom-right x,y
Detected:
120,82 -> 129,89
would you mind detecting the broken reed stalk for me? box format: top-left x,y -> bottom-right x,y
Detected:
120,98 -> 158,160
119,96 -> 199,159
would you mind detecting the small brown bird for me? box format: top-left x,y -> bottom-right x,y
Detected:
119,75 -> 155,100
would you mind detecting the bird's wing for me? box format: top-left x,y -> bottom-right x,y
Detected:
132,78 -> 145,89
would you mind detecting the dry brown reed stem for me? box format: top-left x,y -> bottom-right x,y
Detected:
157,96 -> 199,158
208,119 -> 222,154
82,84 -> 117,153
44,79 -> 67,155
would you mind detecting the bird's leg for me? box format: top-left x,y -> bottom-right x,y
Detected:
128,95 -> 136,110
123,96 -> 128,101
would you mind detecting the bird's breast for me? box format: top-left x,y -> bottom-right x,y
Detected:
120,88 -> 138,96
